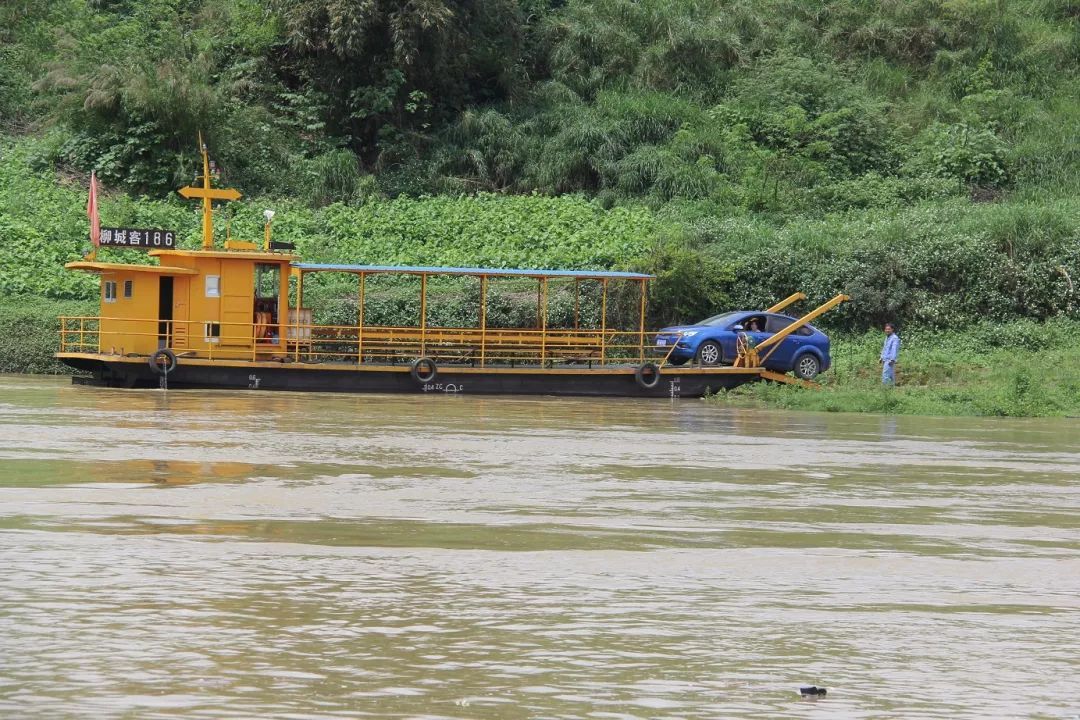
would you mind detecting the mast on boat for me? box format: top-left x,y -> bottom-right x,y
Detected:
177,133 -> 243,250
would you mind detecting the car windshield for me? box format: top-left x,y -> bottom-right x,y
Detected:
695,312 -> 740,327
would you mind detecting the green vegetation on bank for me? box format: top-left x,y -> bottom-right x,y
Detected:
0,296 -> 95,374
0,138 -> 660,295
3,137 -> 1076,331
2,0 -> 1079,415
712,319 -> 1080,417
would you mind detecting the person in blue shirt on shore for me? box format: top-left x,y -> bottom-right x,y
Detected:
880,322 -> 900,384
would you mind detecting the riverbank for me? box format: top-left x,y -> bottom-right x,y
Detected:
711,318 -> 1080,417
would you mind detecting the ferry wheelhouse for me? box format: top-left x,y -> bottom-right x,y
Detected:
56,142 -> 826,398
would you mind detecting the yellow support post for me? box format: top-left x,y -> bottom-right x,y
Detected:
200,134 -> 212,250
600,278 -> 608,365
637,278 -> 647,363
540,277 -> 548,365
480,275 -> 488,368
420,273 -> 427,357
358,272 -> 366,364
200,133 -> 213,251
295,268 -> 303,361
766,292 -> 807,314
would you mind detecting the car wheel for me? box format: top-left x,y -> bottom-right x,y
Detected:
794,353 -> 820,380
696,341 -> 722,366
666,356 -> 688,366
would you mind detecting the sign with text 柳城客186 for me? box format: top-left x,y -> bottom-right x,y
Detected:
98,227 -> 176,249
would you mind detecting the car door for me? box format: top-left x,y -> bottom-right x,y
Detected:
719,314 -> 752,360
717,325 -> 739,361
763,314 -> 801,368
722,314 -> 770,361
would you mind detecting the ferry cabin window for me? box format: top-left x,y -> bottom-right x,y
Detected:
123,280 -> 133,298
205,275 -> 220,298
255,264 -> 279,300
204,322 -> 221,343
104,281 -> 117,303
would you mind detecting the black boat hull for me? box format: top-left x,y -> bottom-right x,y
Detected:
60,354 -> 764,398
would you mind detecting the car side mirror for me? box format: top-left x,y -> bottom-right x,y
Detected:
732,325 -> 743,331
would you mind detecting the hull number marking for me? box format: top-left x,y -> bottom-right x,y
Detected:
423,383 -> 463,394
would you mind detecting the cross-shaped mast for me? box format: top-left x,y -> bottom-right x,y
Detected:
177,132 -> 242,250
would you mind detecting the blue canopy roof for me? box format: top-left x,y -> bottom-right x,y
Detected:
292,262 -> 652,280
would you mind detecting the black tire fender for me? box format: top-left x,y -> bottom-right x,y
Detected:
634,361 -> 661,390
149,348 -> 177,375
410,357 -> 438,384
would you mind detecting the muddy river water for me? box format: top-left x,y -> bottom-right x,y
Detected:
1,374 -> 1078,719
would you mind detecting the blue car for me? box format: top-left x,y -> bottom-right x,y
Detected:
655,311 -> 832,379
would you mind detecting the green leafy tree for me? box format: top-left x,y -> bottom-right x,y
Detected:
636,239 -> 734,327
33,1 -> 295,193
272,0 -> 524,167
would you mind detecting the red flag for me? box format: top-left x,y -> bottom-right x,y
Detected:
87,171 -> 100,247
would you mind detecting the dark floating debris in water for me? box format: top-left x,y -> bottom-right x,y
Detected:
799,686 -> 827,697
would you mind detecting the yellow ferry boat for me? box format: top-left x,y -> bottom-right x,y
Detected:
56,140 -> 843,397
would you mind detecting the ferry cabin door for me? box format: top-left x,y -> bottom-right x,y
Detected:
157,277 -> 173,349
254,263 -> 281,345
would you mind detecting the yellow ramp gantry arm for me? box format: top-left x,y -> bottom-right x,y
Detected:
755,293 -> 851,365
766,292 -> 806,313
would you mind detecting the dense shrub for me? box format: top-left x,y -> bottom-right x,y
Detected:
0,296 -> 96,373
634,241 -> 734,328
713,199 -> 1080,330
313,193 -> 658,269
910,123 -> 1010,188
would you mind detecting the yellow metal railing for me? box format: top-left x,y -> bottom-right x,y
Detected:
58,316 -> 683,368
60,316 -> 267,361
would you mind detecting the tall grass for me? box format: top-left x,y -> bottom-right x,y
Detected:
305,149 -> 369,206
